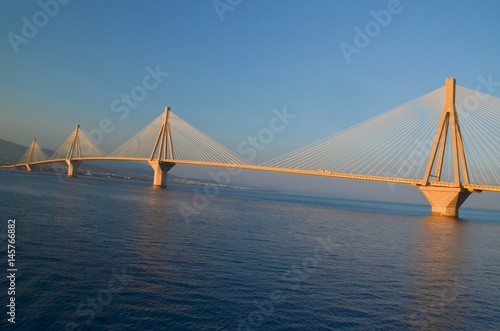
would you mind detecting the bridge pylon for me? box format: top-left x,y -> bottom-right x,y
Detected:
66,125 -> 82,177
18,138 -> 48,171
26,138 -> 37,171
148,107 -> 176,188
420,77 -> 477,217
24,139 -> 38,171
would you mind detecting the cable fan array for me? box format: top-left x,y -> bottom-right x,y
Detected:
13,84 -> 500,188
261,87 -> 447,181
18,139 -> 48,164
455,86 -> 500,187
50,126 -> 104,159
110,112 -> 252,165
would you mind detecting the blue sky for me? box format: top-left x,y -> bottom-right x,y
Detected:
1,0 -> 499,207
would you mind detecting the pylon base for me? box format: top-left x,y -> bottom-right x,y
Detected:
420,186 -> 471,217
148,161 -> 175,188
66,160 -> 82,177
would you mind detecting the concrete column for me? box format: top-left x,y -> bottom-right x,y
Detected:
420,186 -> 471,217
66,160 -> 82,177
148,161 -> 175,188
25,164 -> 39,172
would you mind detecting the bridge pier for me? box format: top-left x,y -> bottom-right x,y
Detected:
66,160 -> 82,177
148,161 -> 175,188
420,187 -> 472,217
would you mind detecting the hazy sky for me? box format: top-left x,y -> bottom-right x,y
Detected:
1,1 -> 499,208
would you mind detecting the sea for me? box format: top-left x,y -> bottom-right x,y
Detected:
0,168 -> 499,330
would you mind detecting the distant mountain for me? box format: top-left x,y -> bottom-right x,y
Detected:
0,139 -> 271,190
0,138 -> 155,179
0,138 -> 55,165
1,139 -> 26,165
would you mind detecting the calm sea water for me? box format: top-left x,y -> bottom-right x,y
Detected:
0,168 -> 499,330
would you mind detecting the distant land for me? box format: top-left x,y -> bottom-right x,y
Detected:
0,138 -> 275,192
0,138 -> 54,165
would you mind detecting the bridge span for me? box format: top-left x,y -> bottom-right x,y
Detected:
3,78 -> 500,217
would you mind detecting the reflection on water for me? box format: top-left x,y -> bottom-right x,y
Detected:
1,169 -> 499,330
409,216 -> 469,329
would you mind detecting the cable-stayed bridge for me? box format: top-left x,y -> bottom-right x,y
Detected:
3,78 -> 500,217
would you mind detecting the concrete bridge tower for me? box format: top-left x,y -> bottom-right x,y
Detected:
148,107 -> 176,187
420,78 -> 479,217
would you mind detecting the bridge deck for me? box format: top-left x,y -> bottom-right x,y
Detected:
2,157 -> 499,192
